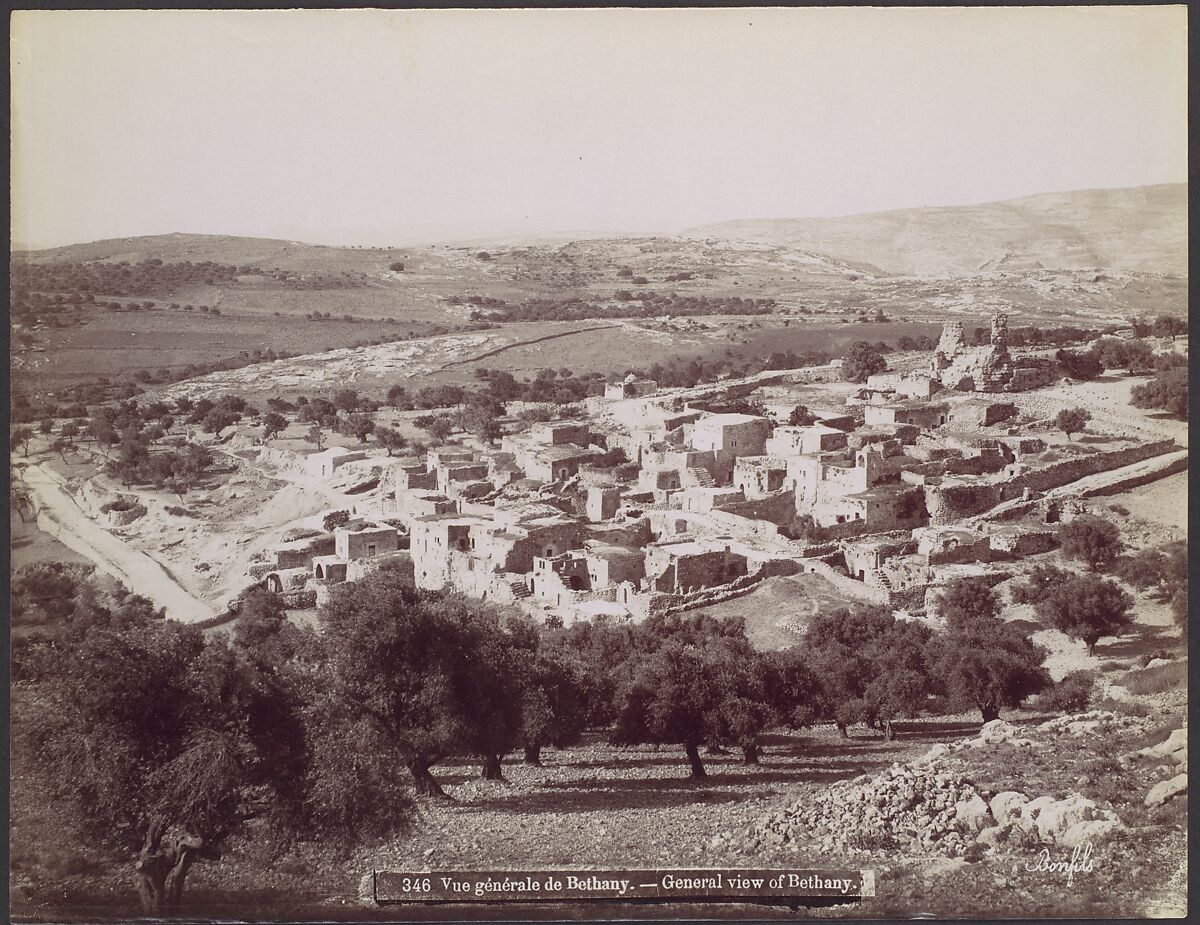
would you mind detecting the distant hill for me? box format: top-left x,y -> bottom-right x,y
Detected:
10,232 -> 406,269
14,184 -> 1186,280
683,184 -> 1187,277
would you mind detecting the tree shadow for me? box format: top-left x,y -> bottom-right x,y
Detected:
1005,617 -> 1044,636
468,764 -> 876,815
1094,624 -> 1178,659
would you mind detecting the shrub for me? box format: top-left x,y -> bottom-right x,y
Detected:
1055,407 -> 1090,440
1059,515 -> 1122,570
1131,368 -> 1188,420
1056,348 -> 1103,380
322,510 -> 351,532
841,341 -> 888,383
1032,570 -> 1133,655
1112,548 -> 1168,589
1038,670 -> 1096,714
1091,697 -> 1151,718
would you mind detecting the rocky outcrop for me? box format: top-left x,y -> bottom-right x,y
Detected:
1145,774 -> 1187,808
1129,727 -> 1188,809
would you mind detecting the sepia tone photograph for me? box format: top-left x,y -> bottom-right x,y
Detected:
7,5 -> 1190,922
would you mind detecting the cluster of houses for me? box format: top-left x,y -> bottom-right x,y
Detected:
246,314 -> 1178,625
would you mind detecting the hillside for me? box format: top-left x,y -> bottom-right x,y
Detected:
684,184 -> 1187,277
11,232 -> 414,275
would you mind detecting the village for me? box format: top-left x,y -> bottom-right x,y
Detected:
188,312 -> 1186,639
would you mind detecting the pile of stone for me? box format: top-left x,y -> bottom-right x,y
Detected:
745,761 -> 995,858
1035,710 -> 1146,739
731,719 -> 1124,858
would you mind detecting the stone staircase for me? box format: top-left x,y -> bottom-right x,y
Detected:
508,577 -> 532,599
686,467 -> 716,487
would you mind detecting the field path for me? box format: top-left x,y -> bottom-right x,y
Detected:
16,463 -> 216,623
439,323 -> 621,368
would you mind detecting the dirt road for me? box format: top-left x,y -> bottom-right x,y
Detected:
17,463 -> 216,623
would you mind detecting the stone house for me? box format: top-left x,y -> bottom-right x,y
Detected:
380,458 -> 438,491
305,446 -> 367,479
523,445 -> 601,482
732,456 -> 790,497
409,509 -> 586,594
644,540 -> 750,594
586,485 -> 622,522
944,398 -> 1018,429
840,532 -> 917,581
529,545 -> 645,604
334,520 -> 400,561
436,461 -> 492,497
912,525 -> 992,565
812,483 -> 927,531
790,444 -> 887,513
864,400 -> 949,430
532,421 -> 591,447
680,486 -> 749,513
765,423 -> 849,456
604,375 -> 658,400
688,412 -> 772,484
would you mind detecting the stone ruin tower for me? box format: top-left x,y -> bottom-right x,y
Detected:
930,313 -> 1015,391
930,320 -> 965,379
929,311 -> 1055,393
989,313 -> 1009,349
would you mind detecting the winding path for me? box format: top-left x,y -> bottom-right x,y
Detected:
17,462 -> 216,623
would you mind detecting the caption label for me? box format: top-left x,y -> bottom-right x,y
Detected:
375,868 -> 874,904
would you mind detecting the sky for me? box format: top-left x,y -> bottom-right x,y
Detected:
9,6 -> 1189,249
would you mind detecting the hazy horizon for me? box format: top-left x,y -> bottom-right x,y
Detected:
11,7 -> 1188,250
9,179 -> 1188,254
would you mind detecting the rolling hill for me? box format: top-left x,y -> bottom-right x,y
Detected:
683,184 -> 1187,277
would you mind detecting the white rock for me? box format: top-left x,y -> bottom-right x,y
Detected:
1138,728 -> 1188,766
989,791 -> 1030,827
918,744 -> 951,764
976,825 -> 1007,848
1060,818 -> 1120,848
1035,795 -> 1101,844
1145,773 -> 1188,808
953,794 -> 991,833
979,719 -> 1017,744
1144,658 -> 1172,669
1017,795 -> 1058,832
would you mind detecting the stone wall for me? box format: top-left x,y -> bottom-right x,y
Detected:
926,439 -> 1177,524
925,482 -> 1005,524
1075,450 -> 1189,499
714,490 -> 797,526
257,446 -> 307,473
629,558 -> 802,619
107,502 -> 147,526
999,440 -> 1177,500
799,558 -> 891,606
781,362 -> 844,384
